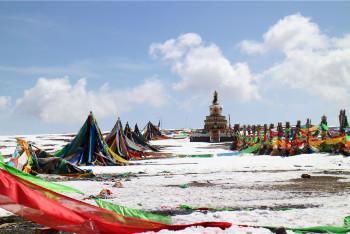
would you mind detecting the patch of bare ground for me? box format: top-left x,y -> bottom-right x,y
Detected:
0,140 -> 15,143
38,172 -> 140,182
38,169 -> 309,183
40,144 -> 57,147
47,138 -> 72,142
316,170 -> 350,175
272,175 -> 350,193
187,180 -> 215,187
0,216 -> 72,233
62,134 -> 76,137
166,180 -> 216,188
0,216 -> 42,234
152,203 -> 320,216
1,154 -> 11,158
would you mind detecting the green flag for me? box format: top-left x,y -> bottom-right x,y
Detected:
94,198 -> 171,224
346,135 -> 350,142
242,143 -> 261,154
344,216 -> 350,226
0,162 -> 84,194
320,123 -> 329,131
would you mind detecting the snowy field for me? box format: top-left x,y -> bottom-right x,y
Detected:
1,136 -> 350,233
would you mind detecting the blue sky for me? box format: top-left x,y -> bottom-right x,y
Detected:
0,2 -> 349,134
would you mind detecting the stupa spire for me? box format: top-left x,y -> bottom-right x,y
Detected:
213,90 -> 218,105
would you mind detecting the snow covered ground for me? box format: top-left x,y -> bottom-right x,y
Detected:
1,136 -> 350,233
0,133 -> 74,155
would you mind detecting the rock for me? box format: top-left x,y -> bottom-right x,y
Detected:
275,226 -> 287,234
96,189 -> 113,199
113,181 -> 124,188
301,174 -> 311,179
179,184 -> 189,188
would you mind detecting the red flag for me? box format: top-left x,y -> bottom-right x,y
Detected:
0,169 -> 231,233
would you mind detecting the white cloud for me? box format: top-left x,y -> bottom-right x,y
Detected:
239,13 -> 328,54
332,34 -> 350,49
150,33 -> 259,102
239,13 -> 350,102
0,57 -> 152,78
150,33 -> 202,61
262,48 -> 350,101
0,65 -> 94,77
0,96 -> 11,110
14,76 -> 167,123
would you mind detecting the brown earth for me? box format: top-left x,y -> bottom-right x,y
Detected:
272,175 -> 350,193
